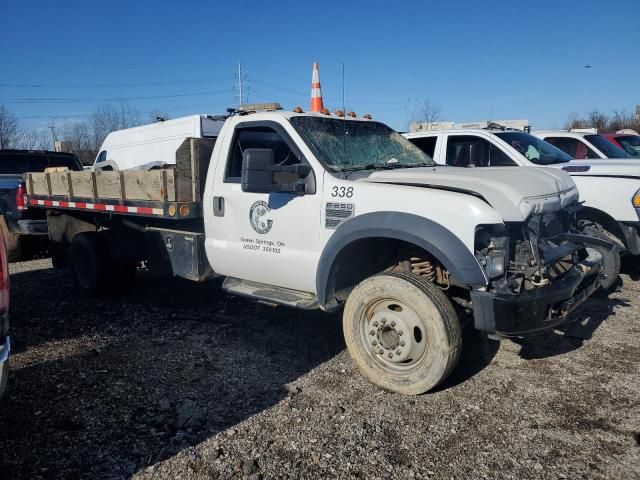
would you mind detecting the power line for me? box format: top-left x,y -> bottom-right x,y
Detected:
2,89 -> 234,105
17,101 -> 233,120
251,79 -> 403,105
0,77 -> 234,89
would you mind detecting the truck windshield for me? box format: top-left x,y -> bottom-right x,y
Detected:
585,134 -> 630,158
290,116 -> 436,171
615,135 -> 640,158
495,132 -> 572,165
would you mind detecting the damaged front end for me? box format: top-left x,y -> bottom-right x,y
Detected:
471,203 -> 611,337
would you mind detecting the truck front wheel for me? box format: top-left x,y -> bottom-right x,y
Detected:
343,272 -> 461,395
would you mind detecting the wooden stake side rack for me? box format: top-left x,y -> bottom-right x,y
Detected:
25,137 -> 216,204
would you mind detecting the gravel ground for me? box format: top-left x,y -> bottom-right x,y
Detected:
0,259 -> 639,479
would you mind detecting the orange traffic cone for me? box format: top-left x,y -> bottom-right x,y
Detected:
310,62 -> 324,112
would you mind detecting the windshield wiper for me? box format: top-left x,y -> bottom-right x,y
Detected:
334,161 -> 434,172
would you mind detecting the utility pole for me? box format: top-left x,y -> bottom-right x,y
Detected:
48,125 -> 57,151
407,93 -> 417,128
235,62 -> 249,107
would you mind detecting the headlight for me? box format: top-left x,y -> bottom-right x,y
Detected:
475,224 -> 508,280
484,250 -> 506,279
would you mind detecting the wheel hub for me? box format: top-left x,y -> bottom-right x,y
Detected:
367,310 -> 413,363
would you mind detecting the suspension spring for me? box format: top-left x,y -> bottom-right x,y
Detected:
410,256 -> 436,282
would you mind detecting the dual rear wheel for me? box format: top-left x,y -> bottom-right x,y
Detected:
69,232 -> 137,297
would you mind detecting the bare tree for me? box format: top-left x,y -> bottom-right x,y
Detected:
89,103 -> 143,152
0,105 -> 19,149
16,129 -> 50,150
417,100 -> 443,124
587,110 -> 608,130
609,110 -> 638,131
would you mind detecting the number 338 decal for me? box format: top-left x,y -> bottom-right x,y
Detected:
331,186 -> 354,198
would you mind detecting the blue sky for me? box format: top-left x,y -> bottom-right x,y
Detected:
1,0 -> 638,132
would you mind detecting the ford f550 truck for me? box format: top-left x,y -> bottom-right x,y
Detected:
405,127 -> 636,291
25,105 -> 605,395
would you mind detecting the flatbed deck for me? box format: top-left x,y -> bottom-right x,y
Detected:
24,137 -> 213,221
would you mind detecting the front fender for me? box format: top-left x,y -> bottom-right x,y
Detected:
315,211 -> 487,309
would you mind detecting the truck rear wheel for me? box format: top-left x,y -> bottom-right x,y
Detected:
0,216 -> 21,263
69,233 -> 137,297
343,272 -> 461,395
70,233 -> 110,297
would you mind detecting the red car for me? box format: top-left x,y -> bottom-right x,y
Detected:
0,227 -> 10,398
602,132 -> 640,158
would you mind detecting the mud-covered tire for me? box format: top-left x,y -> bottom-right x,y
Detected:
343,272 -> 461,395
582,222 -> 622,292
0,216 -> 21,263
69,233 -> 111,297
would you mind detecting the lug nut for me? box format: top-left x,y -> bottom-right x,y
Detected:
372,340 -> 378,346
373,321 -> 379,327
381,318 -> 387,324
398,330 -> 403,336
391,321 -> 396,327
369,330 -> 375,336
378,349 -> 384,355
396,349 -> 402,355
400,341 -> 405,347
388,353 -> 393,359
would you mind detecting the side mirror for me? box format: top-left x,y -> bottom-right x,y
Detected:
241,148 -> 311,194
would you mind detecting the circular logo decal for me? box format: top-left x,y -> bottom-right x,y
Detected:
249,201 -> 273,234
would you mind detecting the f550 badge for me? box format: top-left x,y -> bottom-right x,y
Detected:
249,201 -> 273,234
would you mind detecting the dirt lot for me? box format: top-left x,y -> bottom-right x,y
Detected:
0,259 -> 639,479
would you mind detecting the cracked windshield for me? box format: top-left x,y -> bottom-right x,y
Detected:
291,116 -> 436,171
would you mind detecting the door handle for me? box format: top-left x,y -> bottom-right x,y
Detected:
213,196 -> 225,217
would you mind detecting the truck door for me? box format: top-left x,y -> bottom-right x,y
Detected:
443,134 -> 516,167
206,121 -> 322,293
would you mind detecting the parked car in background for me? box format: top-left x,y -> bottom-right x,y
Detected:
404,127 -> 640,291
602,131 -> 640,158
533,130 -> 633,159
0,225 -> 10,398
0,150 -> 83,261
92,114 -> 225,171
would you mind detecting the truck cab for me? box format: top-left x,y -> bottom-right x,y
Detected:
405,127 -> 640,290
533,130 -> 633,159
28,106 -> 607,395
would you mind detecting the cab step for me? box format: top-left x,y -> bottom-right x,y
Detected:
222,277 -> 319,310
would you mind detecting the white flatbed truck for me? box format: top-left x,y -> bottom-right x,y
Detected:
26,104 -> 605,395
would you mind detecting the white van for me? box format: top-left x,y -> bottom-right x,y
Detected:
93,114 -> 225,171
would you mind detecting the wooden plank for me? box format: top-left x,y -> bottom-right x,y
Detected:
174,137 -> 216,202
175,138 -> 194,202
121,170 -> 168,201
194,138 -> 215,201
29,173 -> 51,195
69,171 -> 96,198
49,171 -> 72,197
165,170 -> 176,202
95,171 -> 123,199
